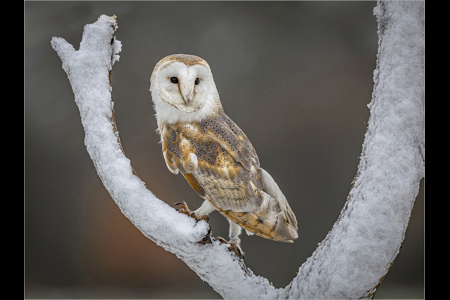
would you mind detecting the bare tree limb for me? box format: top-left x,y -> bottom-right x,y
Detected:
51,1 -> 424,298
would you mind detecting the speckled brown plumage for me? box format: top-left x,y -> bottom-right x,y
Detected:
161,109 -> 297,242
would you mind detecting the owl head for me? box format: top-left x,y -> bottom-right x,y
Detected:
150,54 -> 222,125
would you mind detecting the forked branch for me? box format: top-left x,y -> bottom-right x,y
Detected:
51,2 -> 424,298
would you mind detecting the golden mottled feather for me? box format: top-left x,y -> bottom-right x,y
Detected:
161,109 -> 297,242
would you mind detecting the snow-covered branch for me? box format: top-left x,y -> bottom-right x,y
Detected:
51,14 -> 278,299
287,2 -> 425,298
51,2 -> 424,298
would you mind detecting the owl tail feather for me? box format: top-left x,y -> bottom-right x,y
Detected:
260,168 -> 298,230
220,207 -> 297,243
219,188 -> 298,243
259,191 -> 298,242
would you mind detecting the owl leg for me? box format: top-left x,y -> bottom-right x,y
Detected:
194,200 -> 216,219
217,220 -> 244,258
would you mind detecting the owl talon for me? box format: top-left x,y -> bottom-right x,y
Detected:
173,202 -> 187,209
199,215 -> 209,222
230,243 -> 245,258
197,227 -> 212,244
174,202 -> 209,223
216,237 -> 245,258
173,202 -> 211,244
173,201 -> 192,216
216,236 -> 228,244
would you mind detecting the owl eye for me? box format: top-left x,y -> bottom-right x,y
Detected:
170,77 -> 178,84
195,78 -> 200,85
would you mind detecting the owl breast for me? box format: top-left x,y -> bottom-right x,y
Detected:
161,109 -> 297,242
162,110 -> 263,213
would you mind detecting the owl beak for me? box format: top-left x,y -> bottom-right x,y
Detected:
184,95 -> 193,104
180,83 -> 194,105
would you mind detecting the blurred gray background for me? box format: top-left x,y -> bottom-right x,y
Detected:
25,2 -> 424,299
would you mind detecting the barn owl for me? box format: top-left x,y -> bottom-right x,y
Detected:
150,54 -> 298,257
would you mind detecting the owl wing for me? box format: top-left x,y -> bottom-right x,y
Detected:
161,111 -> 297,242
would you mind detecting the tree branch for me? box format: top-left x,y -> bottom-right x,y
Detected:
287,2 -> 424,298
51,2 -> 424,298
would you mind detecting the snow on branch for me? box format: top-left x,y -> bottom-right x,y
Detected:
51,14 -> 278,299
51,2 -> 424,298
287,2 -> 425,298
